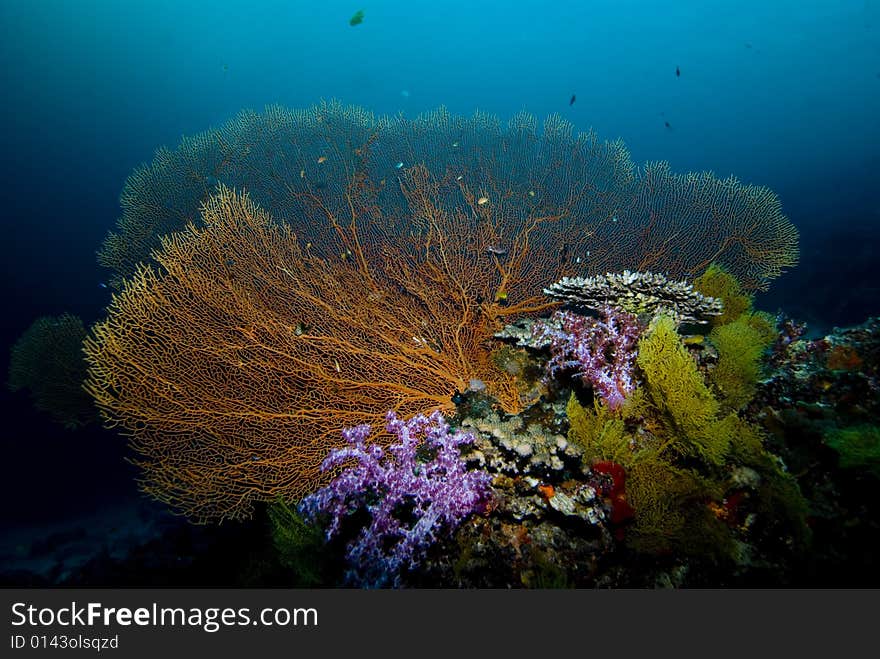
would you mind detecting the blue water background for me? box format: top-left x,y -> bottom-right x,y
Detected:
1,0 -> 878,526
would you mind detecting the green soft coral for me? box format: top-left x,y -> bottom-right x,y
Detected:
567,395 -> 628,464
825,425 -> 880,477
691,264 -> 777,413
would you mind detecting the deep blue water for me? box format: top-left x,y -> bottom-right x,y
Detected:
1,1 -> 878,535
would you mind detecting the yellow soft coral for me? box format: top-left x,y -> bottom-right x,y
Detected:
567,395 -> 629,465
567,390 -> 656,466
692,264 -> 753,326
636,315 -> 730,465
709,313 -> 776,413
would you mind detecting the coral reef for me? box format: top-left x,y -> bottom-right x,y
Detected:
552,307 -> 809,564
425,404 -> 616,587
86,102 -> 799,523
745,317 -> 880,582
8,314 -> 95,429
286,269 -> 823,585
80,101 -> 860,587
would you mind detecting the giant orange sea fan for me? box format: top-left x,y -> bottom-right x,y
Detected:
84,185 -> 533,522
98,102 -> 798,292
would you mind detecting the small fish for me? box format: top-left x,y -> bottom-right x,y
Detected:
98,282 -> 108,289
317,156 -> 327,164
452,141 -> 459,148
300,169 -> 305,178
456,175 -> 464,181
664,120 -> 672,130
477,196 -> 489,205
400,89 -> 410,98
486,245 -> 508,256
395,161 -> 404,169
494,291 -> 509,306
334,359 -> 341,373
675,65 -> 680,77
528,190 -> 535,197
349,9 -> 365,26
569,94 -> 576,106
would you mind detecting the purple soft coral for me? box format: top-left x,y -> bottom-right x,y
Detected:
533,306 -> 641,410
299,410 -> 493,587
